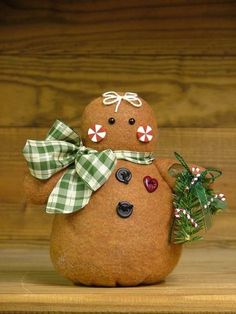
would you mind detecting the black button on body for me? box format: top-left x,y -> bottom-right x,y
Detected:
116,201 -> 133,218
115,167 -> 132,184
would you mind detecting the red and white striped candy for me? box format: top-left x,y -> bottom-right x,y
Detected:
175,208 -> 198,228
137,125 -> 153,142
88,124 -> 106,142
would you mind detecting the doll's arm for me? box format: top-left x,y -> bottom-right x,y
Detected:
24,170 -> 65,204
154,158 -> 205,190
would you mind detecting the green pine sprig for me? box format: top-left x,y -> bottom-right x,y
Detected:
169,152 -> 227,244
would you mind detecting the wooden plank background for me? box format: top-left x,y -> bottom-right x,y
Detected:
0,0 -> 235,247
0,0 -> 236,56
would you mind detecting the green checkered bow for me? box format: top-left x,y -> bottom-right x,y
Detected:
23,120 -> 155,214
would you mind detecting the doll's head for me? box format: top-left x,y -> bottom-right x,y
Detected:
80,92 -> 158,152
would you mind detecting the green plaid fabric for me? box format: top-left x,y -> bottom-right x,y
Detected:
23,120 -> 155,214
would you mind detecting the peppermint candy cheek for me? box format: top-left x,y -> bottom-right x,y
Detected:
88,124 -> 107,143
137,125 -> 153,143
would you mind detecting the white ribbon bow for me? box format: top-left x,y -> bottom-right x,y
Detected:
102,91 -> 142,112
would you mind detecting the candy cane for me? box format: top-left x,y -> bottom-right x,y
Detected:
190,167 -> 201,186
204,193 -> 226,209
175,208 -> 198,228
215,193 -> 226,202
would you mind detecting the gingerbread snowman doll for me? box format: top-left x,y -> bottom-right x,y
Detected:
23,91 -> 225,286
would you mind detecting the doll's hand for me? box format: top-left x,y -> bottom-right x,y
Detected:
24,170 -> 66,204
155,158 -> 206,190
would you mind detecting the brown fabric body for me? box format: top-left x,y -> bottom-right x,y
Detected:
50,160 -> 182,286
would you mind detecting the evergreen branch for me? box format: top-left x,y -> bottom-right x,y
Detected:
169,153 -> 227,244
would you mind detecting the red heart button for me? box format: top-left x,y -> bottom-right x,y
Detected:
143,176 -> 158,193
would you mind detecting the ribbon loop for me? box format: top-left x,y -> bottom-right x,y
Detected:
102,91 -> 142,112
46,120 -> 81,145
23,139 -> 78,180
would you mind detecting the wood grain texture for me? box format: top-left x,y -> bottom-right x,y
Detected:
0,55 -> 236,127
0,1 -> 235,311
0,246 -> 236,313
0,127 -> 234,245
0,0 -> 236,55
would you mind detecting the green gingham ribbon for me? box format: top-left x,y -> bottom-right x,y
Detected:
23,120 -> 155,214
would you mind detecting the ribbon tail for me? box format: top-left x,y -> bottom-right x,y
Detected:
75,149 -> 117,191
46,168 -> 92,214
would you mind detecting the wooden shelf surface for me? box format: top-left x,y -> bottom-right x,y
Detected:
0,245 -> 236,313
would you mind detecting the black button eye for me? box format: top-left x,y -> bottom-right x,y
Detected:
108,117 -> 115,125
129,118 -> 135,125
